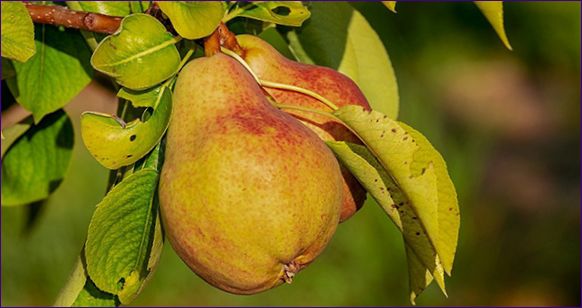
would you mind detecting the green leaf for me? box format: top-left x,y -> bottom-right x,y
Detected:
76,1 -> 131,16
158,1 -> 226,39
73,277 -> 118,307
54,257 -> 118,307
230,2 -> 311,27
1,1 -> 36,62
129,1 -> 151,14
332,106 -> 459,275
91,14 -> 181,90
1,120 -> 32,157
406,245 -> 434,305
382,1 -> 397,13
326,140 -> 447,298
81,86 -> 172,169
475,1 -> 512,50
2,58 -> 16,80
85,169 -> 162,304
75,1 -> 149,15
117,86 -> 162,108
290,3 -> 399,118
6,26 -> 93,122
1,110 -> 74,206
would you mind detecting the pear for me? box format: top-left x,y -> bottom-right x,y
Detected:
159,54 -> 343,295
237,34 -> 370,222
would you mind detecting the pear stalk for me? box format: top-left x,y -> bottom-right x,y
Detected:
220,47 -> 339,111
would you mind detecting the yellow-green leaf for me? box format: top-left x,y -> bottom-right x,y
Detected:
85,169 -> 161,304
91,14 -> 181,90
76,1 -> 132,16
229,2 -> 311,27
81,86 -> 172,169
333,106 -> 442,260
117,86 -> 162,108
406,245 -> 435,305
54,257 -> 118,307
326,140 -> 447,299
475,1 -> 512,50
158,1 -> 226,39
399,122 -> 460,275
382,1 -> 397,13
1,1 -> 36,62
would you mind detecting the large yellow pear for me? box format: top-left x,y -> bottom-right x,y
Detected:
237,34 -> 370,222
159,54 -> 343,295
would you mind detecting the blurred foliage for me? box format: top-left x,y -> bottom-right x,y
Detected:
2,2 -> 580,306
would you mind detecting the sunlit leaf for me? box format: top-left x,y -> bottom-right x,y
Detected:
1,120 -> 32,157
81,86 -> 172,169
117,86 -> 162,108
1,110 -> 74,206
158,1 -> 226,39
326,140 -> 447,297
76,1 -> 131,16
7,26 -> 93,122
85,169 -> 161,304
332,106 -> 459,274
475,1 -> 512,50
399,122 -> 460,274
290,3 -> 399,118
54,257 -> 118,307
91,14 -> 181,90
382,1 -> 397,13
229,2 -> 311,27
1,1 -> 36,62
75,1 -> 150,15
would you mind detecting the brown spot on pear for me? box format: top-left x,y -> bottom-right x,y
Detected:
159,54 -> 343,295
237,35 -> 370,222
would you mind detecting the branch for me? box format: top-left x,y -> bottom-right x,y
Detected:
25,3 -> 122,34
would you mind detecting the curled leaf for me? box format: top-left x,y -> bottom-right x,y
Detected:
230,2 -> 311,27
117,86 -> 162,108
91,14 -> 181,90
158,1 -> 226,39
81,86 -> 172,170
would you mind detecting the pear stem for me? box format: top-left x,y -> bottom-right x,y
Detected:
260,81 -> 339,111
220,47 -> 340,112
220,47 -> 262,83
273,103 -> 339,121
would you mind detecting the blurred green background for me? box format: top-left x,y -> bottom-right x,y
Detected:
2,1 -> 580,306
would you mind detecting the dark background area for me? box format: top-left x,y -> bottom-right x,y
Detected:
2,1 -> 580,306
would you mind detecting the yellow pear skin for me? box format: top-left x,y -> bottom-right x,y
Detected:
159,54 -> 343,295
237,35 -> 370,222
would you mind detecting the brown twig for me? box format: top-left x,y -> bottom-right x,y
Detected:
25,3 -> 123,34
